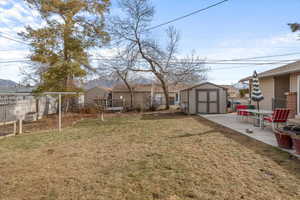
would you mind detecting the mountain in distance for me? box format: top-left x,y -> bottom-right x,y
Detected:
233,82 -> 249,89
0,79 -> 17,87
85,76 -> 154,90
84,79 -> 120,90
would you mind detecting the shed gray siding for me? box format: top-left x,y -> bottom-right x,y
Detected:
180,82 -> 227,114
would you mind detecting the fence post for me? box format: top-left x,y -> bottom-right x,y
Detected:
18,119 -> 22,135
58,94 -> 62,132
13,121 -> 17,135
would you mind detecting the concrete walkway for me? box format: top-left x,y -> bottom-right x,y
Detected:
201,113 -> 300,158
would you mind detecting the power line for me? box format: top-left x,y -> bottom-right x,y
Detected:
91,51 -> 300,61
148,0 -> 229,30
217,52 -> 300,62
3,51 -> 300,63
0,31 -> 23,40
0,60 -> 30,64
1,52 -> 299,66
0,32 -> 29,45
210,65 -> 274,71
203,61 -> 295,65
0,58 -> 298,64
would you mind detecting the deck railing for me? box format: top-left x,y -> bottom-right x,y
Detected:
94,99 -> 124,109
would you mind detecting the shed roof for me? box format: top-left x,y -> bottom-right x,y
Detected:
240,61 -> 300,82
180,82 -> 228,91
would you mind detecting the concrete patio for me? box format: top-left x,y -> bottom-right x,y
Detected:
201,113 -> 300,158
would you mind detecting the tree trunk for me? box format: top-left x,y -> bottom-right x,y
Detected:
160,81 -> 169,110
123,79 -> 134,110
130,88 -> 134,109
126,85 -> 134,109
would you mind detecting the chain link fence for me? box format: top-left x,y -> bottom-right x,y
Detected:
0,93 -> 87,137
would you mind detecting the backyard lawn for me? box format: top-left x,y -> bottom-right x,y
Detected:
0,112 -> 300,200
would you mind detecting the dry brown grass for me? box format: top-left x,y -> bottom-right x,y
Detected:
0,112 -> 300,200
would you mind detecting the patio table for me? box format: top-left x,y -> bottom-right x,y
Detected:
239,109 -> 273,128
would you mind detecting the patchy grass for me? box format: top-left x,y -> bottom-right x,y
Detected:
0,112 -> 300,200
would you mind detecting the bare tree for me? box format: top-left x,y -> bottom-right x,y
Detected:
110,0 -> 207,109
97,50 -> 138,109
168,54 -> 208,85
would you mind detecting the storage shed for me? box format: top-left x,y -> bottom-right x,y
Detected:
180,82 -> 228,114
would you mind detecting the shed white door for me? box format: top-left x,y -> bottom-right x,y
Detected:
196,89 -> 219,114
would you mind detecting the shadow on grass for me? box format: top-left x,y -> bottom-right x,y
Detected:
141,112 -> 188,120
169,129 -> 217,138
194,115 -> 300,178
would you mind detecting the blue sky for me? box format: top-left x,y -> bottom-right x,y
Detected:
0,0 -> 300,84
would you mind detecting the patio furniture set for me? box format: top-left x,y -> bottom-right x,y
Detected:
236,105 -> 300,154
237,105 -> 290,129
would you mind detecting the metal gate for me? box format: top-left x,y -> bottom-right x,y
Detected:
196,89 -> 220,114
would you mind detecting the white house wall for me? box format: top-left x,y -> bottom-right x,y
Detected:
258,77 -> 275,110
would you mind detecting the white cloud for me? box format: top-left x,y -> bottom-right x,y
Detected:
0,1 -> 41,82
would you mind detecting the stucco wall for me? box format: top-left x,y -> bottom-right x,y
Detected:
290,72 -> 300,92
258,77 -> 274,110
154,92 -> 177,105
85,87 -> 110,106
113,92 -> 150,110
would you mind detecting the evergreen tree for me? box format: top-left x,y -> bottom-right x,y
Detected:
20,0 -> 111,92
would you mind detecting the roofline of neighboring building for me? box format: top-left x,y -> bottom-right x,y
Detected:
112,83 -> 184,93
112,90 -> 149,93
239,62 -> 300,82
86,86 -> 112,92
180,82 -> 228,92
112,90 -> 179,93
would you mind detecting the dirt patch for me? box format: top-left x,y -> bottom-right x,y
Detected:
0,112 -> 300,200
0,113 -> 98,137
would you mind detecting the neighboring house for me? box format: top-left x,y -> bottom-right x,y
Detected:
112,83 -> 185,110
220,85 -> 240,99
180,82 -> 228,114
240,61 -> 300,118
84,86 -> 112,107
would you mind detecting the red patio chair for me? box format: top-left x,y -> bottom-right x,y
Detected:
263,109 -> 290,130
236,105 -> 252,120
